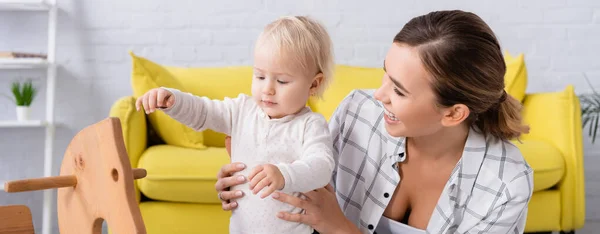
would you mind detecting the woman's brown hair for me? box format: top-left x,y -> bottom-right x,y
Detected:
393,10 -> 529,140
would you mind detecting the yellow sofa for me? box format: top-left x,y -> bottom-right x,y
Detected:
109,52 -> 585,233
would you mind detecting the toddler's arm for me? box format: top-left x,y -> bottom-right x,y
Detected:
277,114 -> 335,193
160,87 -> 246,136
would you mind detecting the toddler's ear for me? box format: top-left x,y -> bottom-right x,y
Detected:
310,72 -> 324,95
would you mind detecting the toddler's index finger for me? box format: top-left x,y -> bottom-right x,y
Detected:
156,89 -> 167,108
135,97 -> 143,111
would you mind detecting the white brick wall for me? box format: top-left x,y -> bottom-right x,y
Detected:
1,0 -> 599,232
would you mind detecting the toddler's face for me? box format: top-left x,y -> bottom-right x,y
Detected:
251,47 -> 317,119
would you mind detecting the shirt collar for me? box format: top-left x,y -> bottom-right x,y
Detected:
257,106 -> 311,123
447,127 -> 488,194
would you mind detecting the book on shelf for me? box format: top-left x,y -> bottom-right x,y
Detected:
0,51 -> 47,59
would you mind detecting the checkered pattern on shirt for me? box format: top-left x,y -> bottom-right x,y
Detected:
327,90 -> 534,234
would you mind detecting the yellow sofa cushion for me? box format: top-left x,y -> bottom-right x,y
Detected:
504,51 -> 527,103
164,66 -> 254,147
129,52 -> 206,149
140,202 -> 230,234
137,145 -> 230,203
514,139 -> 565,192
309,65 -> 384,121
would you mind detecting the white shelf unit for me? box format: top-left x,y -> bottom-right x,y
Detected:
0,120 -> 46,127
0,58 -> 49,69
0,0 -> 51,11
0,1 -> 57,234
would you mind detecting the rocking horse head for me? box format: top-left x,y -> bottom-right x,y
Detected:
4,117 -> 147,234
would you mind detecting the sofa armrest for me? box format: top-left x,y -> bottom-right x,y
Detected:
109,96 -> 148,166
109,96 -> 148,202
520,85 -> 585,230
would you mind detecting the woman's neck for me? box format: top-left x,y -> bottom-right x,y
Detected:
407,125 -> 470,162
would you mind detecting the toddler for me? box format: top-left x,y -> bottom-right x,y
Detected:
136,15 -> 335,234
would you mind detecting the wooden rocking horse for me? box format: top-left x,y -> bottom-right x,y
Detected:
1,117 -> 147,234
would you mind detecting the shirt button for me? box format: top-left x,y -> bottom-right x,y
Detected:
384,192 -> 390,198
398,152 -> 406,162
368,224 -> 374,230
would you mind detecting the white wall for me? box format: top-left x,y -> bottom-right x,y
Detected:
1,0 -> 599,232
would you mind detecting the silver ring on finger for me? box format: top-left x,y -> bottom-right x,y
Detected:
218,191 -> 225,201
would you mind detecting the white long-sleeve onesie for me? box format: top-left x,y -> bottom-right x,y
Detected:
161,87 -> 335,234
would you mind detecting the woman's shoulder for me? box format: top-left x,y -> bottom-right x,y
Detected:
480,137 -> 534,191
452,136 -> 533,233
333,89 -> 382,119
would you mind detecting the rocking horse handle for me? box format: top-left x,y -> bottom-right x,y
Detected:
4,168 -> 146,193
132,168 -> 147,180
4,175 -> 77,193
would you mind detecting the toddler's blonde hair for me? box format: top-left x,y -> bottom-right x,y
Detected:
255,15 -> 334,98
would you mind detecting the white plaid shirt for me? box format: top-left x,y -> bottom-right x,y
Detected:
328,90 -> 534,234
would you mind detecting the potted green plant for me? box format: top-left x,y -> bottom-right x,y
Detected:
10,80 -> 37,121
580,74 -> 600,143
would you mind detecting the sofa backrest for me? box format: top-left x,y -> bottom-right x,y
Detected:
164,66 -> 254,147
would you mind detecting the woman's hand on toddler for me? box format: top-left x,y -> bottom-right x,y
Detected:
135,88 -> 175,114
248,164 -> 285,199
